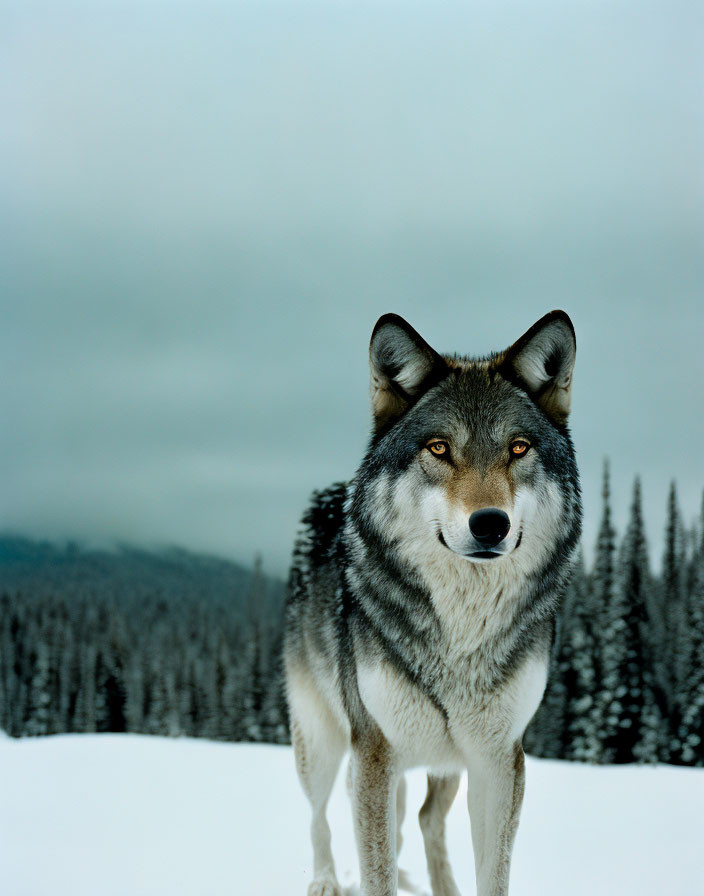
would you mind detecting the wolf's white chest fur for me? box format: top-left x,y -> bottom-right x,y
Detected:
358,651 -> 547,772
357,543 -> 548,771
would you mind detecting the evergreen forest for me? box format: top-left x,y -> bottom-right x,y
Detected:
1,465 -> 703,766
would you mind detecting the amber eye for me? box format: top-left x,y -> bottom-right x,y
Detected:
426,440 -> 449,457
510,440 -> 530,457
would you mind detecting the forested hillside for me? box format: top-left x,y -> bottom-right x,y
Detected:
0,540 -> 287,743
1,467 -> 703,765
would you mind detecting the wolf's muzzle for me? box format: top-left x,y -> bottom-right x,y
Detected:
468,508 -> 511,549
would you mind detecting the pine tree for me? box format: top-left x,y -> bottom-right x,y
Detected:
123,656 -> 146,733
558,550 -> 601,761
241,621 -> 265,742
57,624 -> 78,732
240,554 -> 268,741
614,478 -> 661,762
216,633 -> 244,740
662,485 -> 686,700
145,653 -> 168,736
586,460 -> 617,760
674,491 -> 704,765
24,640 -> 52,737
259,618 -> 288,743
162,666 -> 182,738
591,478 -> 661,762
77,642 -> 98,734
658,483 -> 690,760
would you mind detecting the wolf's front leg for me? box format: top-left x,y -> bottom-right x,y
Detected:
465,744 -> 526,896
350,731 -> 398,896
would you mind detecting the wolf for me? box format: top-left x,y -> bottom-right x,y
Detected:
284,311 -> 581,896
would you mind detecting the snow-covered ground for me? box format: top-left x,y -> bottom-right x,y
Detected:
0,734 -> 701,896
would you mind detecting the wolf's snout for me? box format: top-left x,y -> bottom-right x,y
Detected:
468,508 -> 511,548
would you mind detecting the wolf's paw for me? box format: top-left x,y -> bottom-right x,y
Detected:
308,877 -> 343,896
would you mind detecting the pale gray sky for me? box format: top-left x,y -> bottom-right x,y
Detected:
2,1 -> 703,574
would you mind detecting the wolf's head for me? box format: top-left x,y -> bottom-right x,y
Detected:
355,312 -> 579,569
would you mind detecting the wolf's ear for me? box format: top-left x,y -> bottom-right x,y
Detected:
499,310 -> 576,425
369,314 -> 448,432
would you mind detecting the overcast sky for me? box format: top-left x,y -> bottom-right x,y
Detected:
2,1 -> 703,575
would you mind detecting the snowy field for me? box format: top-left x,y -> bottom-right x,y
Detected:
0,734 -> 701,896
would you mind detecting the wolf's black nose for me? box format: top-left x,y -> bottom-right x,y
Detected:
469,508 -> 511,548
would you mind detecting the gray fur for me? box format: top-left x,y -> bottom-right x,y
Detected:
285,311 -> 581,896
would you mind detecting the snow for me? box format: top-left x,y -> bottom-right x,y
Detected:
0,734 -> 701,896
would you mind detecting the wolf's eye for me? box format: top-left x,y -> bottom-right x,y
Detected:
426,440 -> 449,458
510,440 -> 531,457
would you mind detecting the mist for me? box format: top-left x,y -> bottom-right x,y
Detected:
2,1 -> 702,573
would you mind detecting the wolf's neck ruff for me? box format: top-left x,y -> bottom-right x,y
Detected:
344,463 -> 580,696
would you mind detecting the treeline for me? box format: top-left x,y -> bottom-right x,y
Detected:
525,466 -> 704,766
0,541 -> 288,744
1,466 -> 703,766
